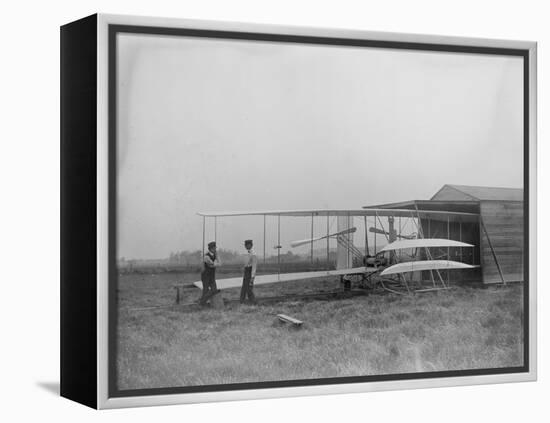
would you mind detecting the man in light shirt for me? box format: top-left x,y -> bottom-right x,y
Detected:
199,241 -> 221,306
240,239 -> 258,304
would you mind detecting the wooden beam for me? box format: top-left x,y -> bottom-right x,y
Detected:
398,216 -> 401,260
373,214 -> 377,254
310,213 -> 314,264
326,214 -> 330,268
277,314 -> 303,326
413,208 -> 444,288
480,217 -> 506,285
174,285 -> 182,304
447,215 -> 450,284
427,215 -> 434,286
202,216 -> 205,255
376,214 -> 389,242
364,215 -> 369,256
414,287 -> 452,293
277,214 -> 281,279
459,221 -> 463,262
347,213 -> 351,268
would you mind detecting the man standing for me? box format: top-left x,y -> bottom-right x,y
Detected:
240,239 -> 257,304
199,241 -> 220,306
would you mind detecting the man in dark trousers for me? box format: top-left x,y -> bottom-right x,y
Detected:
240,239 -> 258,304
199,241 -> 220,306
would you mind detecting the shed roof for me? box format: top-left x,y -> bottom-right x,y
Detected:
431,184 -> 523,202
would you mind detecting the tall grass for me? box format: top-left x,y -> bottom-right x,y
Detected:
117,273 -> 523,390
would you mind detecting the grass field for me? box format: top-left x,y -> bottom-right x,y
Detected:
116,272 -> 524,390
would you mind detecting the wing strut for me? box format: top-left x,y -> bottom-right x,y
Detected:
447,215 -> 450,284
374,215 -> 377,254
310,213 -> 314,264
336,232 -> 363,260
480,216 -> 506,284
364,216 -> 369,256
326,214 -> 330,269
202,216 -> 205,258
277,214 -> 281,279
413,206 -> 445,288
459,220 -> 463,263
375,212 -> 389,242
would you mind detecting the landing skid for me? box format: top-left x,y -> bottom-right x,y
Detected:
357,270 -> 451,295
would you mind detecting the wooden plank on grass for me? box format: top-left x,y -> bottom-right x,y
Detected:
277,314 -> 303,326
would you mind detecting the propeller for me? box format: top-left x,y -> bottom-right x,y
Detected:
290,227 -> 357,248
369,227 -> 416,240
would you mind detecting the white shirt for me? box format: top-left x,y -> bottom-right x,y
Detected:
244,249 -> 258,278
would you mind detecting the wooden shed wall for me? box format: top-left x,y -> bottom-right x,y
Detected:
480,201 -> 524,283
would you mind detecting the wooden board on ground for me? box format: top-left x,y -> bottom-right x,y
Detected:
277,314 -> 303,326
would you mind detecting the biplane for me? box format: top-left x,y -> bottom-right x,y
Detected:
193,208 -> 479,295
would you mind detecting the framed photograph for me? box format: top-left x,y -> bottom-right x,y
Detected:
60,14 -> 537,409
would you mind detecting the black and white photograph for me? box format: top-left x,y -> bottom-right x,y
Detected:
111,24 -> 530,395
4,0 -> 549,419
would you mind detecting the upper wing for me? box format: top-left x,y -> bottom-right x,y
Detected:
197,208 -> 478,221
290,227 -> 357,248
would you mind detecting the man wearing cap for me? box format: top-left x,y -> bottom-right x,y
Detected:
240,239 -> 258,304
199,241 -> 221,306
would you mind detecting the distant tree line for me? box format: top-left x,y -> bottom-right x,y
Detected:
118,248 -> 339,274
166,248 -> 337,265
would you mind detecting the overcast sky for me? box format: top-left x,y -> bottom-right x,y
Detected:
116,33 -> 523,259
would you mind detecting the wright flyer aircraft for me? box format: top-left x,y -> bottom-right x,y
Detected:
194,207 -> 480,295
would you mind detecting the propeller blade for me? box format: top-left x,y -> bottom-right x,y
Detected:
369,227 -> 416,240
290,227 -> 356,248
369,226 -> 388,235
